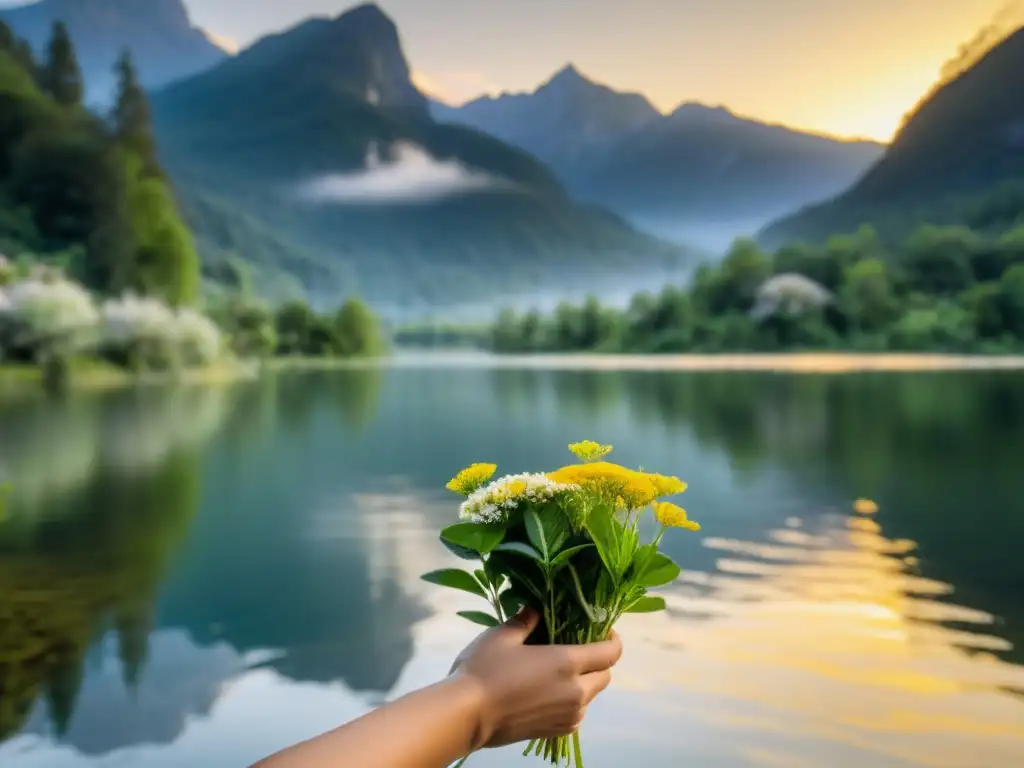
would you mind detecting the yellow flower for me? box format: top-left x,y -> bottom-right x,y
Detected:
646,473 -> 687,497
446,463 -> 497,495
568,441 -> 613,462
654,502 -> 700,531
853,498 -> 879,515
548,462 -> 659,509
508,479 -> 528,496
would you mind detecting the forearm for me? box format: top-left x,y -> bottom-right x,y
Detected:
252,676 -> 484,768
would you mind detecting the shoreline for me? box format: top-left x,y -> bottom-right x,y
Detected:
386,350 -> 1024,373
4,351 -> 1024,397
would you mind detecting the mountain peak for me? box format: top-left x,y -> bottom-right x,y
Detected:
544,63 -> 592,90
332,2 -> 397,34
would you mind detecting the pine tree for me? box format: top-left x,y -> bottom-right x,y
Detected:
41,21 -> 83,106
112,50 -> 159,174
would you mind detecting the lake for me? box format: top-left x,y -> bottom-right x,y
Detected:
1,361 -> 1023,767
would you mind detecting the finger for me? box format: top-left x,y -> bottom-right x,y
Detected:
566,633 -> 623,674
578,669 -> 612,704
497,606 -> 539,643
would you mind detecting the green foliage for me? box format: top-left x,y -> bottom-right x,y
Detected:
270,296 -> 385,360
0,27 -> 199,306
39,22 -> 82,107
484,221 -> 1024,355
332,298 -> 384,357
111,51 -> 158,174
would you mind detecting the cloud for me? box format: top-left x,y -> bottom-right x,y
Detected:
294,142 -> 511,205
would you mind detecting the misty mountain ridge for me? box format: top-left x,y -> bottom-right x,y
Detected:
149,3 -> 692,305
761,23 -> 1024,245
433,63 -> 885,245
0,0 -> 228,103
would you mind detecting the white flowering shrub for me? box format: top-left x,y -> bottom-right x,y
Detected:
173,307 -> 222,366
0,277 -> 100,358
750,273 -> 833,321
100,293 -> 222,369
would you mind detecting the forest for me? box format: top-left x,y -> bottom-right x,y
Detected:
479,221 -> 1024,355
0,20 -> 383,381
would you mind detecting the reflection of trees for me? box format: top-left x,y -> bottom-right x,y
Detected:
0,386 -> 230,515
0,450 -> 202,741
274,368 -> 386,436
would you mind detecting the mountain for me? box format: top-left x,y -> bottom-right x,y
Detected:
0,0 -> 227,103
149,4 -> 689,310
430,64 -> 661,176
433,66 -> 884,247
761,25 -> 1024,246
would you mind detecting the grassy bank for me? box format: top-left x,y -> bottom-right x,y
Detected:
0,358 -> 259,395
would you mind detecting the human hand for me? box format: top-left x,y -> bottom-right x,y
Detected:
449,608 -> 623,750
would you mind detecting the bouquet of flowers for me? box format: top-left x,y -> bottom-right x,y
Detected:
423,441 -> 700,767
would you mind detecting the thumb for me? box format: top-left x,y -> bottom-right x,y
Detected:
497,607 -> 539,643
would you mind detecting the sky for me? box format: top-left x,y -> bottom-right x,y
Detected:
0,0 -> 1013,142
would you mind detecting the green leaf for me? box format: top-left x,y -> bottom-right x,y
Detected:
567,564 -> 598,622
474,568 -> 489,587
550,543 -> 594,569
421,569 -> 488,599
499,590 -> 525,619
584,505 -> 620,582
442,539 -> 479,561
457,610 -> 500,628
441,522 -> 505,555
494,541 -> 545,561
636,553 -> 681,588
524,509 -> 549,560
625,596 -> 666,613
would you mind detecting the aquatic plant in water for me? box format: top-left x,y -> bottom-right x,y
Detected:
424,441 -> 700,767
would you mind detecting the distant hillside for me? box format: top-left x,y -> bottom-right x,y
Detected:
0,0 -> 227,103
434,66 -> 884,244
150,4 -> 690,308
761,25 -> 1024,246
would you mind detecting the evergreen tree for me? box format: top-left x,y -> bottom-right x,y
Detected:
41,21 -> 83,106
112,50 -> 159,174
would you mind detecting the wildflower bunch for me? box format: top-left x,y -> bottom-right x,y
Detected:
424,442 -> 700,767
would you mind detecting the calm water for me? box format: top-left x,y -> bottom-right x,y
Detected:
1,363 -> 1024,767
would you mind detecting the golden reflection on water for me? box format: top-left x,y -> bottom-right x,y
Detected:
619,509 -> 1024,766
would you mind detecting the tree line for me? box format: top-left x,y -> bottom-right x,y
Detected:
488,223 -> 1024,354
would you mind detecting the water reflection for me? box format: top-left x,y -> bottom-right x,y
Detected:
1,365 -> 1023,766
620,507 -> 1024,766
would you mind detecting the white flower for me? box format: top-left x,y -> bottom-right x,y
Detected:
459,473 -> 580,523
101,293 -> 176,345
2,277 -> 99,347
101,294 -> 222,367
173,307 -> 222,365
